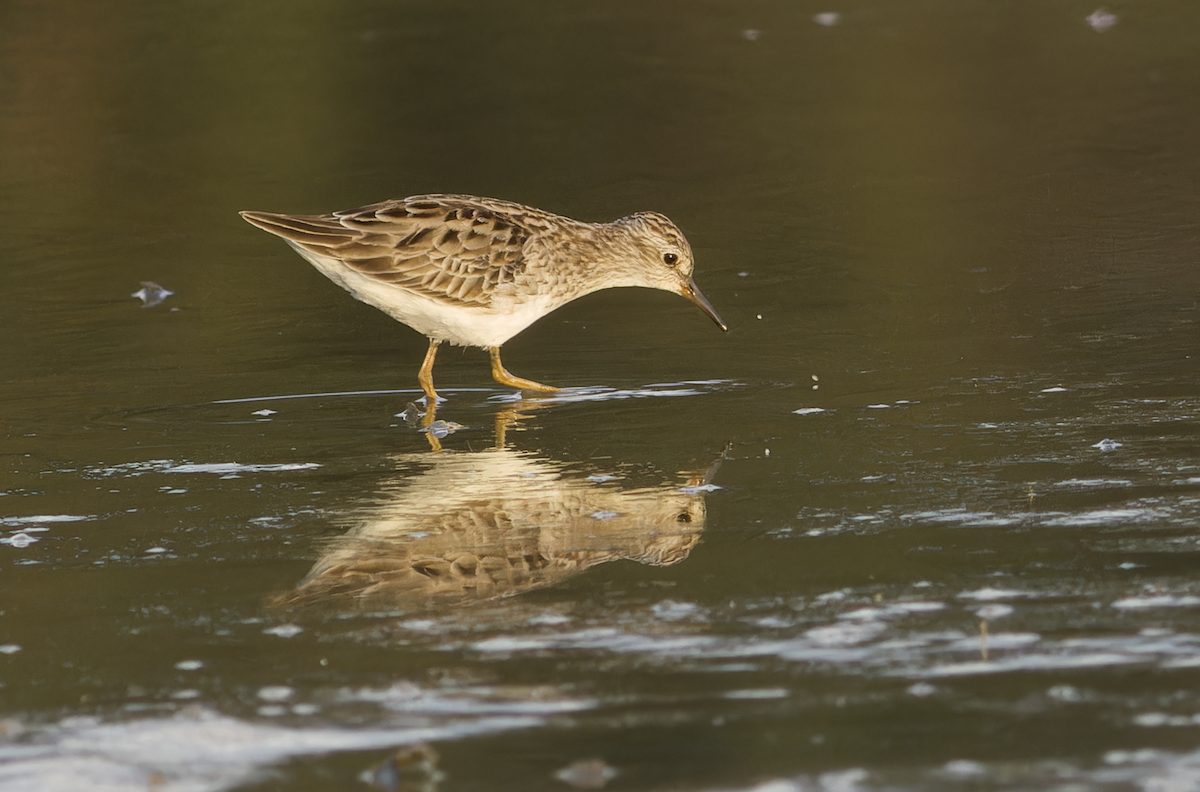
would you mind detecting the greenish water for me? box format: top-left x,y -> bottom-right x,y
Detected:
3,1 -> 1200,790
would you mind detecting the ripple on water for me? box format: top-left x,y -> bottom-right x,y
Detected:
0,704 -> 539,792
685,747 -> 1200,792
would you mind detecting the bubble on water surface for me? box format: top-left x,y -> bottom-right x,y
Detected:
1087,9 -> 1118,31
131,281 -> 174,307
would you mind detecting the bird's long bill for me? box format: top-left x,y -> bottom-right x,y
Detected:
682,279 -> 728,332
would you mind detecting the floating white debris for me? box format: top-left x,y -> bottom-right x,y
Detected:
145,547 -> 168,554
1040,386 -> 1067,393
942,760 -> 987,779
813,12 -> 842,26
257,686 -> 294,702
1087,9 -> 1118,31
958,587 -> 1028,601
866,403 -> 890,409
681,483 -> 723,494
1047,685 -> 1084,702
250,409 -> 277,417
907,682 -> 937,697
555,758 -> 618,789
1112,595 -> 1200,610
2,514 -> 90,525
263,624 -> 304,638
1093,438 -> 1123,451
724,688 -> 789,700
586,474 -> 617,483
2,532 -> 37,548
793,407 -> 826,415
174,660 -> 203,671
1054,477 -> 1130,487
589,510 -> 620,520
976,604 -> 1015,620
652,600 -> 703,621
166,462 -> 321,474
742,28 -> 761,41
131,281 -> 174,307
527,612 -> 572,626
0,645 -> 21,655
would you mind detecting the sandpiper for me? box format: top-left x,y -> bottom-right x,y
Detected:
240,194 -> 727,400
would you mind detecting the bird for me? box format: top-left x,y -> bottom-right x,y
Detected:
240,194 -> 727,401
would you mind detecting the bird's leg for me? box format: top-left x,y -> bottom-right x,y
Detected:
489,347 -> 562,393
415,340 -> 444,451
418,339 -> 441,403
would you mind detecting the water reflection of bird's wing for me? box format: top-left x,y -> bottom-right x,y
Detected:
275,451 -> 708,610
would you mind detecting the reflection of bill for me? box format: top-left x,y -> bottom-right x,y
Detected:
274,450 -> 720,610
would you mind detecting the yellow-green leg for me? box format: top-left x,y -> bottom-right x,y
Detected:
489,346 -> 561,393
418,339 -> 441,402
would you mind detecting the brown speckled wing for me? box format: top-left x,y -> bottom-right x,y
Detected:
244,196 -> 543,307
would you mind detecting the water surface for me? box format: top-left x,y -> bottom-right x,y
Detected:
3,1 -> 1200,790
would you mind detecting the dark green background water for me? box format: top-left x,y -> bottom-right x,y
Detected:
3,1 -> 1200,790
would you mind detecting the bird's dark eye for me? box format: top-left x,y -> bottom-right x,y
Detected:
663,252 -> 679,266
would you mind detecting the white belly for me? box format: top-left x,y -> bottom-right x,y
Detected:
292,243 -> 556,348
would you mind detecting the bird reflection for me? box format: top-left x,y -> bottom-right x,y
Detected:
274,449 -> 720,611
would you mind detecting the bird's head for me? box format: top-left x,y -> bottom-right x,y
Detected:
615,212 -> 728,332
